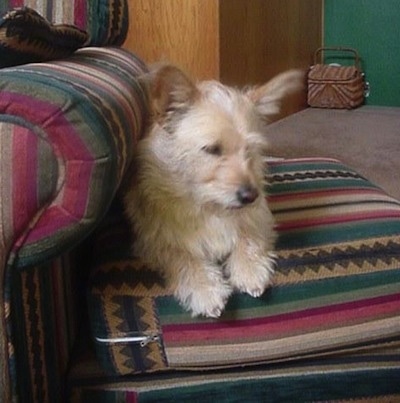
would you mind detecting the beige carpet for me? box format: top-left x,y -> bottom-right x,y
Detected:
264,106 -> 400,200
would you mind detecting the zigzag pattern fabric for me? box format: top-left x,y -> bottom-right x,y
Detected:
86,158 -> 400,395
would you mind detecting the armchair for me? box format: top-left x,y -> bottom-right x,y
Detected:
1,1 -> 400,403
0,0 -> 147,401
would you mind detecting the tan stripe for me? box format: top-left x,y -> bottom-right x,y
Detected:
26,0 -> 39,12
275,202 -> 400,224
341,396 -> 400,403
271,193 -> 399,211
53,1 -> 75,25
165,317 -> 400,368
279,235 -> 400,256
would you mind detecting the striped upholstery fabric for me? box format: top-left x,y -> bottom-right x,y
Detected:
12,253 -> 83,402
83,158 -> 400,401
69,346 -> 400,402
0,47 -> 148,402
1,47 -> 147,268
0,0 -> 128,46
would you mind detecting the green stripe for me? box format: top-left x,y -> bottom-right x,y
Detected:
276,220 -> 400,249
138,368 -> 400,402
157,269 -> 400,324
268,161 -> 347,173
268,178 -> 378,195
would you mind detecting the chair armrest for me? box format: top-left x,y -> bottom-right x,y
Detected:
0,47 -> 148,269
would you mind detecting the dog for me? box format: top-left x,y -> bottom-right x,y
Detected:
123,64 -> 303,318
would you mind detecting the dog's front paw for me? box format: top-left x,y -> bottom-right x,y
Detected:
177,281 -> 232,318
229,252 -> 276,298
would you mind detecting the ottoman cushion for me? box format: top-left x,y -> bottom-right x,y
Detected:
88,158 -> 400,375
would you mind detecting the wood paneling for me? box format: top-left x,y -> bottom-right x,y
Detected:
124,0 -> 323,116
219,0 -> 323,85
125,0 -> 220,80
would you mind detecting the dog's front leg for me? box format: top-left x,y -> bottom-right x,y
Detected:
227,236 -> 275,298
168,255 -> 233,318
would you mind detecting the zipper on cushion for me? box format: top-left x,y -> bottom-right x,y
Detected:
95,334 -> 160,347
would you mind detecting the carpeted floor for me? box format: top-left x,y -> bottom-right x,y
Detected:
264,106 -> 400,200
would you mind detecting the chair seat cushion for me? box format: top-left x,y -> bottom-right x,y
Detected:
68,344 -> 400,402
87,158 -> 400,376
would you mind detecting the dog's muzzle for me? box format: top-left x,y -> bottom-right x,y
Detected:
236,185 -> 259,206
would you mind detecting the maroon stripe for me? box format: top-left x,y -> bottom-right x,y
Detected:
126,392 -> 139,403
162,293 -> 400,333
62,161 -> 93,219
0,93 -> 92,160
2,93 -> 95,244
12,127 -> 38,237
74,0 -> 87,30
10,0 -> 24,7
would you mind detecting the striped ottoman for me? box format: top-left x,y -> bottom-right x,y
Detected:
78,157 -> 400,402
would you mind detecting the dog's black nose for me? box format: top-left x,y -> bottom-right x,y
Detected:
236,185 -> 259,205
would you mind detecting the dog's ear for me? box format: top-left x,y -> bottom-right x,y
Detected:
141,64 -> 199,122
246,69 -> 305,119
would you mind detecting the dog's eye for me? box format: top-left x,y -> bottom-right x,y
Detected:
202,143 -> 222,156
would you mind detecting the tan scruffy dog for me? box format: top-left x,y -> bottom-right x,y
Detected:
123,65 -> 303,318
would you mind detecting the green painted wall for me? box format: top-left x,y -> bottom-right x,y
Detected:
324,0 -> 400,106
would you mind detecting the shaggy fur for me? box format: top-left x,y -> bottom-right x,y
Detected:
123,65 -> 303,317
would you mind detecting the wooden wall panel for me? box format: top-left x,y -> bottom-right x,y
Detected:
124,0 -> 220,80
124,0 -> 323,117
218,0 -> 322,117
219,0 -> 323,86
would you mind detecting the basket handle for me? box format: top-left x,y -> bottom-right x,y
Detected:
313,47 -> 361,68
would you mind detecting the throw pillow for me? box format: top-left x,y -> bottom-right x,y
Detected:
0,7 -> 89,68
